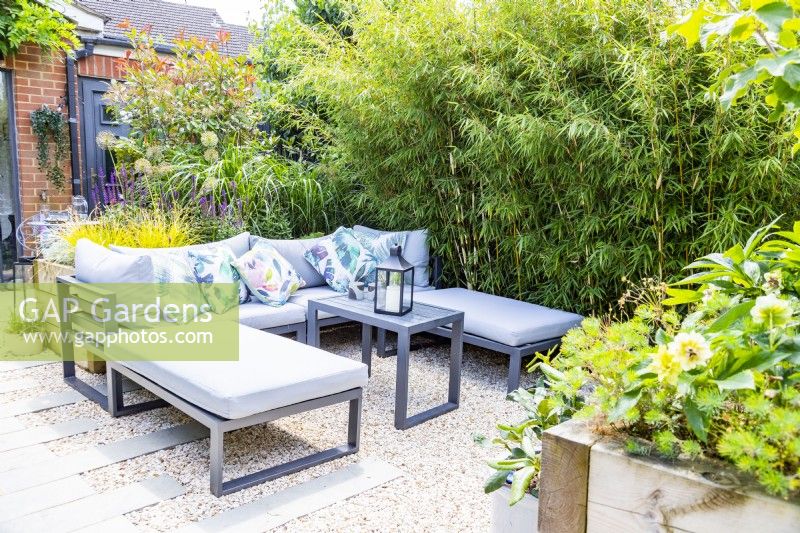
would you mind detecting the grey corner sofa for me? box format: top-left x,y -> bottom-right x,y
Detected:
66,225 -> 582,396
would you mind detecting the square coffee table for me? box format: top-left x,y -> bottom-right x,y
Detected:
307,295 -> 464,430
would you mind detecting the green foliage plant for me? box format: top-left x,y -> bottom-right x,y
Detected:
39,204 -> 198,266
485,220 -> 800,502
669,0 -> 800,152
30,105 -> 68,190
0,0 -> 78,58
258,0 -> 800,315
104,26 -> 261,168
5,310 -> 43,335
101,26 -> 338,241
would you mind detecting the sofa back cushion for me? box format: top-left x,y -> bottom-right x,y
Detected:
249,235 -> 328,288
109,231 -> 251,258
353,225 -> 430,287
232,240 -> 305,306
303,227 -> 405,293
188,245 -> 250,312
74,238 -> 153,283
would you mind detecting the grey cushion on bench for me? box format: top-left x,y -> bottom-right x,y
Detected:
414,288 -> 582,347
119,325 -> 368,419
289,286 -> 343,319
237,302 -> 306,330
75,238 -> 154,283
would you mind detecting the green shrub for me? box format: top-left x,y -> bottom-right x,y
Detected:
485,219 -> 800,501
100,26 -> 340,241
259,0 -> 800,314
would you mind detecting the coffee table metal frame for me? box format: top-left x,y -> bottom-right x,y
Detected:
307,296 -> 464,430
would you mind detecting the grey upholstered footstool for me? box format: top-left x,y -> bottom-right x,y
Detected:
107,326 -> 368,496
411,288 -> 583,392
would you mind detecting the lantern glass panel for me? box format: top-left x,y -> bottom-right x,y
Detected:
374,246 -> 414,316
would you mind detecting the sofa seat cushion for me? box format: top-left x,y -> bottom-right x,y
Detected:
120,325 -> 368,419
288,286 -> 343,319
414,288 -> 583,347
237,302 -> 306,330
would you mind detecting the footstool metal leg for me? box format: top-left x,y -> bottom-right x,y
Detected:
107,366 -> 124,416
507,349 -> 522,393
449,318 -> 464,405
295,322 -> 307,344
348,395 -> 362,450
361,323 -> 373,377
394,331 -> 411,430
307,306 -> 320,347
210,425 -> 224,497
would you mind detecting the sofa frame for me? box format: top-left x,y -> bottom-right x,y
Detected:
107,361 -> 362,496
55,275 -> 362,496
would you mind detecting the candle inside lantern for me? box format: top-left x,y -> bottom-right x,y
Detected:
385,284 -> 401,313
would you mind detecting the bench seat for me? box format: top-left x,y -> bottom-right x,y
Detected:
414,288 -> 582,347
105,325 -> 367,496
120,326 -> 368,419
412,288 -> 582,392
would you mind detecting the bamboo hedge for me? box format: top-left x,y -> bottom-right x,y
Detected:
259,0 -> 800,315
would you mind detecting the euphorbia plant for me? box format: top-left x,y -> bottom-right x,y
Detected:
484,219 -> 800,501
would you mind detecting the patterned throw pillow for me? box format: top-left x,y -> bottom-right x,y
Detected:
146,251 -> 205,323
150,251 -> 196,285
188,246 -> 250,314
232,241 -> 305,306
304,227 -> 406,292
353,228 -> 407,283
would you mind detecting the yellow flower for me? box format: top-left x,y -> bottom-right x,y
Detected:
750,293 -> 792,326
649,345 -> 681,386
667,332 -> 712,371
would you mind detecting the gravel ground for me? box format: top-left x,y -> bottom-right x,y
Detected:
0,326 -> 532,532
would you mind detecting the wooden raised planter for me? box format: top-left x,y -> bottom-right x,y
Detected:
538,420 -> 800,533
33,259 -> 105,373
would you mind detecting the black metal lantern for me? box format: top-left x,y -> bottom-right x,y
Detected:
374,245 -> 414,316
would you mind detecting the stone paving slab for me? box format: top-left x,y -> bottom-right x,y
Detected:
0,423 -> 207,493
0,418 -> 26,435
0,378 -> 37,394
0,444 -> 56,473
176,458 -> 403,532
0,475 -> 184,533
0,390 -> 85,418
77,516 -> 139,533
0,361 -> 56,372
0,475 -> 94,521
0,418 -> 101,453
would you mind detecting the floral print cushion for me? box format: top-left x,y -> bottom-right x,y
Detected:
304,227 -> 406,293
150,251 -> 197,285
232,241 -> 305,306
188,246 -> 250,314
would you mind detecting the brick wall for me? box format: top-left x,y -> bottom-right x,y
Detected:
0,44 -> 73,221
0,46 -> 130,225
77,54 -> 126,80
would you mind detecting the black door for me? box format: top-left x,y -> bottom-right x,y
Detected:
80,78 -> 129,208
